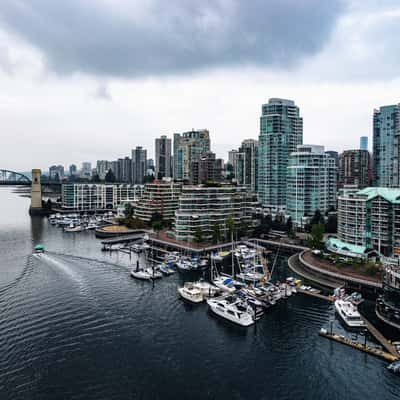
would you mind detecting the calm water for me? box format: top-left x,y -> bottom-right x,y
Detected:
0,186 -> 398,399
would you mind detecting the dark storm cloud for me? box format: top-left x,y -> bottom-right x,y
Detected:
0,0 -> 344,78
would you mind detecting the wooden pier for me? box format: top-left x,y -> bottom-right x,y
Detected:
319,330 -> 398,362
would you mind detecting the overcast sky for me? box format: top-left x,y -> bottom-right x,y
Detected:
1,0 -> 399,171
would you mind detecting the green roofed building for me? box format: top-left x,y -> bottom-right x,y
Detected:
337,186 -> 400,258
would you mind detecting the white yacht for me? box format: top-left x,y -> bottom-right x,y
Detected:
130,269 -> 152,281
212,276 -> 237,293
178,283 -> 204,303
207,296 -> 255,327
176,257 -> 194,271
335,299 -> 366,328
159,263 -> 175,275
145,267 -> 163,279
192,279 -> 220,297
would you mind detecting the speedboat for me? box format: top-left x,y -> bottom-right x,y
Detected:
159,263 -> 175,275
335,299 -> 366,328
34,244 -> 45,254
212,276 -> 237,293
207,295 -> 256,327
178,283 -> 204,303
387,360 -> 400,374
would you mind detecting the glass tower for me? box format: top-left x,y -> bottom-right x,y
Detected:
257,98 -> 303,210
373,104 -> 400,187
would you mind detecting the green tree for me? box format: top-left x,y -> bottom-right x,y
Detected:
105,169 -> 116,183
225,216 -> 235,241
212,223 -> 221,244
124,203 -> 134,218
307,223 -> 325,250
152,220 -> 163,237
91,173 -> 101,183
311,209 -> 324,225
193,227 -> 203,243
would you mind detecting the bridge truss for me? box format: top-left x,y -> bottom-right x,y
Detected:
0,169 -> 32,185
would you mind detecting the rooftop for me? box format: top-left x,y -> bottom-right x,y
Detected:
356,187 -> 400,204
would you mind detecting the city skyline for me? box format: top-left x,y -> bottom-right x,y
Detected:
1,1 -> 400,170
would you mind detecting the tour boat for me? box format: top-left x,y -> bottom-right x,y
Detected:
178,283 -> 204,303
207,296 -> 256,327
335,299 -> 366,328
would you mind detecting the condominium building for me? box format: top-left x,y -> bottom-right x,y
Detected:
191,151 -> 223,184
96,160 -> 111,180
286,145 -> 337,228
155,135 -> 172,179
81,162 -> 92,179
62,183 -> 144,211
234,139 -> 258,192
174,185 -> 257,242
373,104 -> 400,187
132,146 -> 147,184
339,149 -> 371,189
360,136 -> 368,151
336,187 -> 400,257
173,129 -> 210,182
258,98 -> 303,212
134,180 -> 182,223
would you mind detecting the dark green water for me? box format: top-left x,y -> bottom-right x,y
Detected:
0,187 -> 398,399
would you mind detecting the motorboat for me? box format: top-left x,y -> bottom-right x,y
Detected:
85,222 -> 98,230
34,244 -> 45,254
335,299 -> 366,328
211,251 -> 230,262
191,279 -> 220,297
207,295 -> 256,327
64,224 -> 85,233
159,263 -> 175,275
212,276 -> 237,293
237,264 -> 266,283
387,360 -> 400,374
176,257 -> 194,271
178,283 -> 204,303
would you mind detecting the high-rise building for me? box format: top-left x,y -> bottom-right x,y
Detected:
360,136 -> 368,151
339,149 -> 371,189
234,139 -> 258,192
257,98 -> 303,212
155,135 -> 172,179
121,157 -> 132,183
174,185 -> 257,242
228,150 -> 238,167
81,162 -> 92,179
191,151 -> 223,184
49,165 -> 64,181
173,129 -> 210,182
373,104 -> 400,187
286,145 -> 337,228
131,146 -> 147,184
69,164 -> 77,176
96,160 -> 111,180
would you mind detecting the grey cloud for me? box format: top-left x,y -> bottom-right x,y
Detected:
0,0 -> 344,78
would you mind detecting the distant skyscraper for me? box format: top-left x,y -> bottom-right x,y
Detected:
155,135 -> 172,179
131,146 -> 147,184
49,165 -> 64,181
228,150 -> 238,167
173,129 -> 210,182
235,139 -> 258,192
81,162 -> 92,179
257,98 -> 303,211
373,104 -> 400,187
191,151 -> 223,184
339,149 -> 371,189
360,136 -> 368,151
96,160 -> 111,180
69,164 -> 77,176
286,145 -> 337,227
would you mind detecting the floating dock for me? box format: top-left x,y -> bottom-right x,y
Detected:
296,287 -> 334,302
319,330 -> 398,362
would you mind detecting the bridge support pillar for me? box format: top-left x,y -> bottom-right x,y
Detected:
29,169 -> 46,215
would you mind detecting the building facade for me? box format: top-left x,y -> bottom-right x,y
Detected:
49,165 -> 64,181
134,180 -> 182,223
132,146 -> 147,184
234,139 -> 258,192
373,104 -> 400,187
173,129 -> 210,182
360,136 -> 368,151
286,145 -> 337,228
339,149 -> 371,189
174,185 -> 257,242
191,151 -> 223,184
62,183 -> 144,211
155,135 -> 172,179
336,187 -> 400,257
257,98 -> 303,212
96,160 -> 111,180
